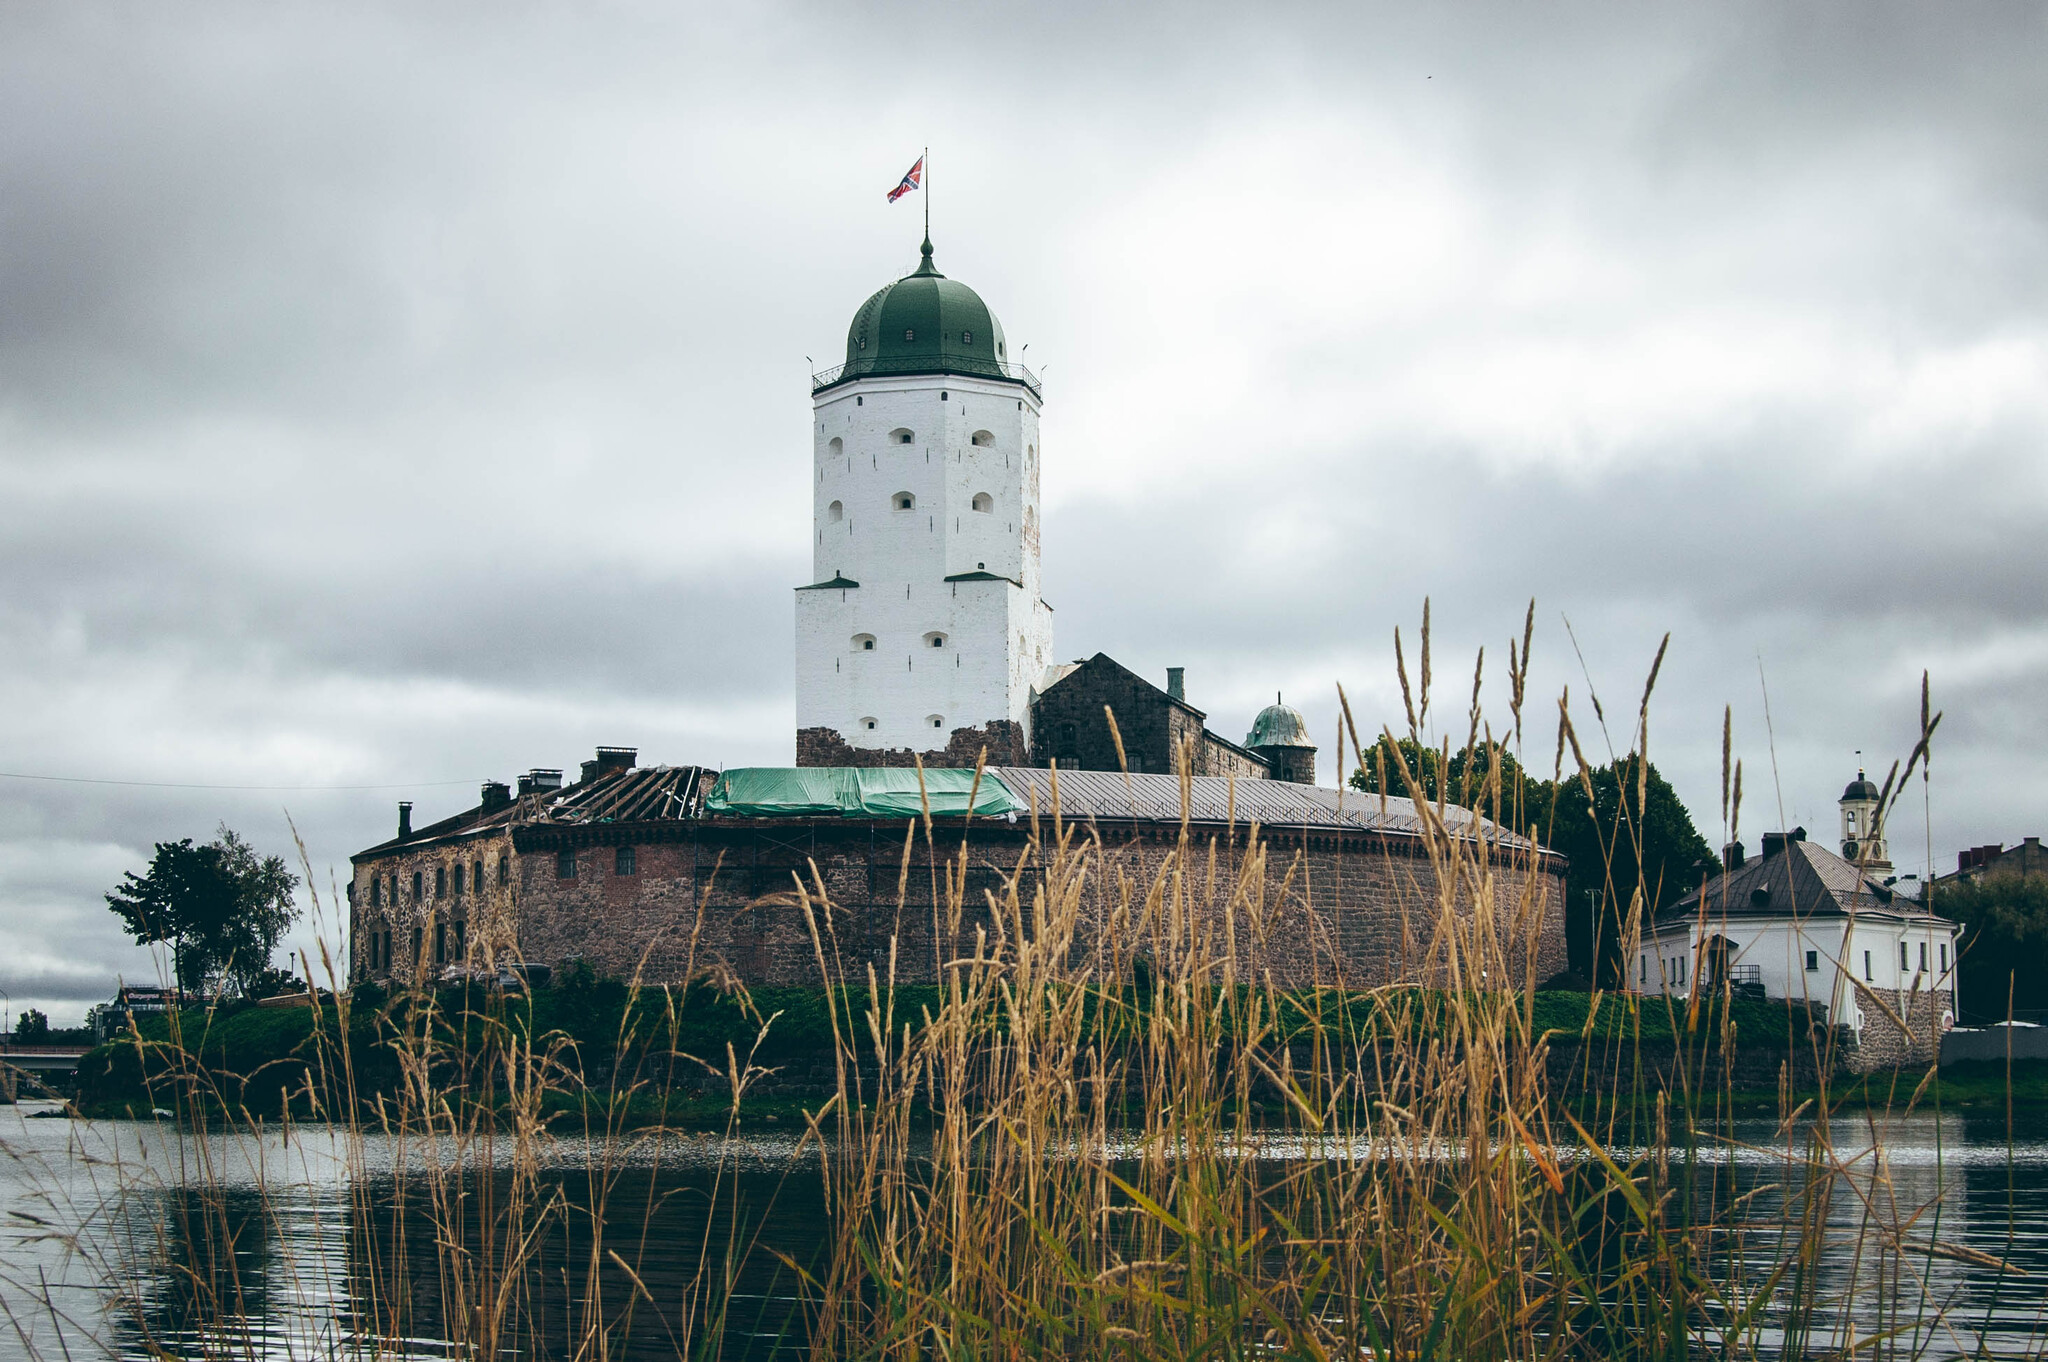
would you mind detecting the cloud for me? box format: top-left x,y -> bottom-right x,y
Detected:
2,1 -> 2044,1019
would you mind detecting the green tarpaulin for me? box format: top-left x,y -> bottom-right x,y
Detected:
704,767 -> 1024,819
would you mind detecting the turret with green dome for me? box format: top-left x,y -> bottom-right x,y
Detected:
1245,696 -> 1318,786
812,239 -> 1039,397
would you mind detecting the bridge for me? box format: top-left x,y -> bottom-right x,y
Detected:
0,1045 -> 91,1101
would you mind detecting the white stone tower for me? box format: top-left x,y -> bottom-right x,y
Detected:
794,238 -> 1051,765
1839,765 -> 1892,877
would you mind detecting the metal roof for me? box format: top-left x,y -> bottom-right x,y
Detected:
1660,835 -> 1945,924
1244,701 -> 1313,750
812,243 -> 1040,399
987,767 -> 1530,849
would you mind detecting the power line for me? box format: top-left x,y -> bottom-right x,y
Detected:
0,771 -> 479,793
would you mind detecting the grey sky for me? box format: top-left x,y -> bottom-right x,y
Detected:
4,2 -> 2044,1021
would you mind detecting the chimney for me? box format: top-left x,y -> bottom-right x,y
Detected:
397,801 -> 413,840
1723,840 -> 1744,869
1760,832 -> 1789,859
479,780 -> 512,813
517,768 -> 564,796
580,745 -> 638,784
1166,667 -> 1185,702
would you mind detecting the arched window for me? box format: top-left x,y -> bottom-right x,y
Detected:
473,860 -> 483,892
827,436 -> 843,459
435,866 -> 446,897
971,430 -> 995,447
452,863 -> 464,894
890,428 -> 915,444
828,500 -> 844,522
924,632 -> 948,649
411,871 -> 423,901
851,633 -> 877,652
892,491 -> 916,511
371,877 -> 382,907
927,714 -> 946,730
971,492 -> 994,513
862,716 -> 878,731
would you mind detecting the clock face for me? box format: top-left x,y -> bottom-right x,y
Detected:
1844,840 -> 1859,859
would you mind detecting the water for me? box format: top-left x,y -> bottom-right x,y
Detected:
4,1100 -> 2046,1359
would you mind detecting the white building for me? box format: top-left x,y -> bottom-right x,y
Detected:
795,238 -> 1051,766
1634,776 -> 1960,1069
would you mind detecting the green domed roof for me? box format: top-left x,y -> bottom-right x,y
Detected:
817,240 -> 1033,395
1245,699 -> 1313,750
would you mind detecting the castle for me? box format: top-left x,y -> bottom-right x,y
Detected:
346,237 -> 1567,991
793,235 -> 1317,780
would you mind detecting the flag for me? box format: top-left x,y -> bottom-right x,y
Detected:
887,156 -> 923,203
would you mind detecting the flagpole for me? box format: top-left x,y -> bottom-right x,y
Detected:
923,145 -> 930,247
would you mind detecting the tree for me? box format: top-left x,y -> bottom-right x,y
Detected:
105,825 -> 300,998
1348,737 -> 1544,833
1931,875 -> 2048,1023
14,1009 -> 49,1042
1354,743 -> 1717,987
1535,756 -> 1717,987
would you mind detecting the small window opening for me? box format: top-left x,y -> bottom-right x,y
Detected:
452,863 -> 464,895
371,878 -> 382,907
894,492 -> 915,511
435,922 -> 447,965
1806,949 -> 1819,971
828,500 -> 844,522
411,871 -> 423,901
925,632 -> 947,649
904,328 -> 915,341
971,492 -> 993,512
862,717 -> 878,731
939,391 -> 948,400
453,919 -> 466,959
616,845 -> 636,876
928,714 -> 944,730
435,866 -> 446,897
852,633 -> 876,652
498,857 -> 508,886
473,860 -> 483,891
963,330 -> 973,344
971,430 -> 994,447
557,850 -> 576,880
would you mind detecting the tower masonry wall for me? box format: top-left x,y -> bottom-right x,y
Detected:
798,373 -> 1051,755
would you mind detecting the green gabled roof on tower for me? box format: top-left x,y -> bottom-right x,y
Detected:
814,240 -> 1037,396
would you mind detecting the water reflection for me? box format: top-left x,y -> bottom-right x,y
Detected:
5,1105 -> 2047,1360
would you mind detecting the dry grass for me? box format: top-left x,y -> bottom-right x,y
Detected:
1,633 -> 2032,1361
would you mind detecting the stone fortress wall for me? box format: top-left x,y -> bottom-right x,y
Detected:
351,768 -> 1568,997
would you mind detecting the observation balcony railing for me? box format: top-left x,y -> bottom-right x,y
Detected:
811,359 -> 1042,400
